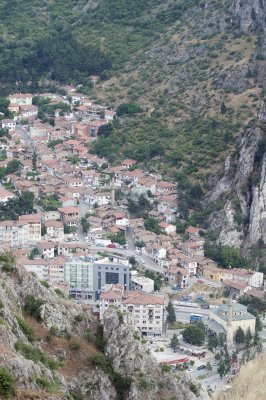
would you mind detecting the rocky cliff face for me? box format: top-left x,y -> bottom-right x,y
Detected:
103,309 -> 209,400
208,0 -> 266,250
0,264 -> 209,400
234,0 -> 266,59
209,99 -> 266,250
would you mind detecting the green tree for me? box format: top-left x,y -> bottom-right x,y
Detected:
0,367 -> 15,398
217,361 -> 226,378
224,349 -> 231,373
98,123 -> 114,137
144,218 -> 161,234
206,361 -> 212,371
182,325 -> 205,346
144,270 -> 163,291
116,102 -> 143,117
32,152 -> 37,171
170,334 -> 179,351
235,326 -> 245,344
41,224 -> 47,236
40,194 -> 61,211
253,330 -> 261,346
29,248 -> 40,260
129,256 -> 137,267
24,295 -> 44,321
208,335 -> 218,352
255,315 -> 263,332
6,159 -> 21,175
220,246 -> 245,268
166,301 -> 176,325
245,328 -> 252,348
0,250 -> 16,272
80,217 -> 90,233
220,101 -> 227,115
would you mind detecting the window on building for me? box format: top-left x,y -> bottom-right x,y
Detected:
106,272 -> 119,284
98,272 -> 101,290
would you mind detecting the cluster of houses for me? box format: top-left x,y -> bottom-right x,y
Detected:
0,86 -> 264,339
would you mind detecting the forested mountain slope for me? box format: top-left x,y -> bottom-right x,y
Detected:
0,0 -> 264,182
0,0 -> 266,246
94,0 -> 265,182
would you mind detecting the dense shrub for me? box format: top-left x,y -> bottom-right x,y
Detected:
23,295 -> 44,321
0,367 -> 15,398
15,340 -> 61,370
16,316 -> 37,342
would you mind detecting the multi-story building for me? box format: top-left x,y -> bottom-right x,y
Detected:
37,241 -> 55,259
0,220 -> 28,248
1,119 -> 16,131
45,220 -> 64,241
18,258 -> 49,280
49,256 -> 65,283
58,206 -> 79,227
93,256 -> 131,300
131,275 -> 154,293
100,285 -> 165,337
19,214 -> 41,242
8,93 -> 33,106
64,256 -> 94,299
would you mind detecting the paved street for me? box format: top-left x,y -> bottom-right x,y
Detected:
175,306 -> 209,323
16,124 -> 35,152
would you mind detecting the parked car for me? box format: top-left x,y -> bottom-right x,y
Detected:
107,244 -> 116,248
197,365 -> 206,370
201,303 -> 210,309
187,368 -> 195,373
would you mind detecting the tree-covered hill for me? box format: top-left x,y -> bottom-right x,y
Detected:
91,0 -> 265,185
0,0 -> 171,92
0,0 -> 265,190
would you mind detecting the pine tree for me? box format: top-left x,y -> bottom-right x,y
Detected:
245,328 -> 252,348
253,330 -> 261,346
218,361 -> 226,378
255,315 -> 263,332
220,101 -> 227,114
170,334 -> 179,352
235,326 -> 245,344
166,301 -> 176,325
208,335 -> 218,352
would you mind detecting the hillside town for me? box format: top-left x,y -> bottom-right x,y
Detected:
0,86 -> 265,393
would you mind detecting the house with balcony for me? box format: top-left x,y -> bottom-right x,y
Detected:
100,285 -> 165,337
58,206 -> 79,227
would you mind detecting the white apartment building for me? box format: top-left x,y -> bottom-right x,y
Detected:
49,256 -> 65,283
38,242 -> 55,259
100,285 -> 165,337
232,269 -> 264,288
1,119 -> 16,130
45,220 -> 64,241
18,258 -> 49,280
0,220 -> 28,248
19,214 -> 41,242
131,275 -> 154,293
64,256 -> 94,299
8,93 -> 33,106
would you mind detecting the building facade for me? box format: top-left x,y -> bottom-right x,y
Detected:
100,285 -> 165,337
